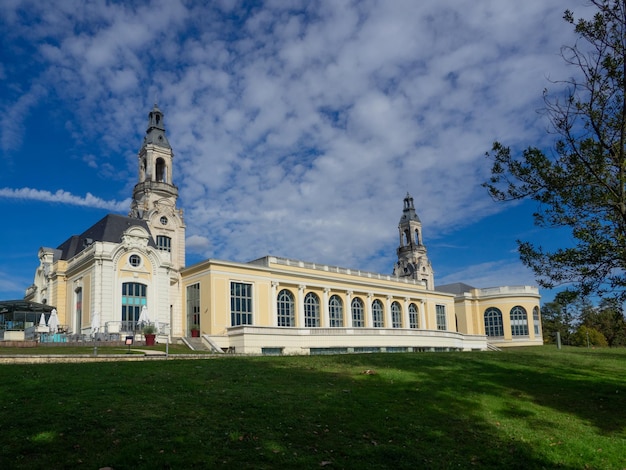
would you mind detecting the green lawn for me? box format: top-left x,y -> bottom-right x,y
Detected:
0,347 -> 624,469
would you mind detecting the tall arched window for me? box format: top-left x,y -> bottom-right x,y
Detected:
329,295 -> 344,327
510,306 -> 529,336
372,299 -> 384,327
533,306 -> 541,335
75,287 -> 83,333
277,289 -> 295,327
391,301 -> 402,328
484,307 -> 504,337
304,292 -> 320,327
408,303 -> 419,328
156,157 -> 167,183
351,297 -> 364,327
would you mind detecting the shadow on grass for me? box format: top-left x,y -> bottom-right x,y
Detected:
0,350 -> 623,469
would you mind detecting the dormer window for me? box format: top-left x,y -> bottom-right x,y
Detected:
157,235 -> 171,252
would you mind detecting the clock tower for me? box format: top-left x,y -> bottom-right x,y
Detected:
130,104 -> 185,272
392,193 -> 434,289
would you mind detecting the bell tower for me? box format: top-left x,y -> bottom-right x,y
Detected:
130,104 -> 185,271
393,193 -> 434,289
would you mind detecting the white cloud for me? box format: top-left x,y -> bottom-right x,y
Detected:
0,188 -> 130,212
0,0 -> 590,284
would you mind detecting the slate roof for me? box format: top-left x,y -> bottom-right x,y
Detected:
56,214 -> 155,260
435,282 -> 476,296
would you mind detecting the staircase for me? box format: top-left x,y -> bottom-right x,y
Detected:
182,335 -> 224,353
184,337 -> 210,351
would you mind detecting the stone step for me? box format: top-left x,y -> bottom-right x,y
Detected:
186,336 -> 211,351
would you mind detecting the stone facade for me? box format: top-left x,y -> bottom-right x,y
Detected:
22,105 -> 542,353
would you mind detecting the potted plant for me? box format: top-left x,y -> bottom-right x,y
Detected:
190,324 -> 200,337
142,324 -> 157,346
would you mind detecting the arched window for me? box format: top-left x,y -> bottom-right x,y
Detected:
391,301 -> 402,328
351,297 -> 364,327
408,303 -> 419,328
484,307 -> 504,337
156,158 -> 167,183
533,306 -> 541,335
510,306 -> 529,336
329,295 -> 344,327
75,287 -> 83,333
304,292 -> 320,327
372,299 -> 384,327
277,289 -> 295,327
414,229 -> 420,245
404,229 -> 410,246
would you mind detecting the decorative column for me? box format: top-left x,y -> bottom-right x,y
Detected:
323,288 -> 330,328
271,282 -> 279,326
366,293 -> 373,328
345,291 -> 352,327
403,297 -> 410,329
297,285 -> 306,328
385,295 -> 392,328
420,300 -> 426,330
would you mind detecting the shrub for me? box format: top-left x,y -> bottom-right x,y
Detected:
571,325 -> 608,347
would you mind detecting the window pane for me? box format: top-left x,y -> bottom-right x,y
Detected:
231,282 -> 253,326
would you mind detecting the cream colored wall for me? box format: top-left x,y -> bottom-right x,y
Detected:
478,297 -> 540,341
182,259 -> 457,336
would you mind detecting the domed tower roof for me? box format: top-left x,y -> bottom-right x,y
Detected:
399,192 -> 421,224
143,104 -> 171,149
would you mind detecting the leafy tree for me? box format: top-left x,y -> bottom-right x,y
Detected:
579,297 -> 626,345
540,300 -> 575,344
571,325 -> 609,347
484,1 -> 626,301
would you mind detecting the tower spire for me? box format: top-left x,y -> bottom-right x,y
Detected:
129,105 -> 185,271
392,193 -> 434,288
143,103 -> 170,149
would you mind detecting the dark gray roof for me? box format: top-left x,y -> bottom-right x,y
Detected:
399,192 -> 421,224
143,104 -> 171,149
0,300 -> 55,314
56,214 -> 155,260
435,282 -> 476,295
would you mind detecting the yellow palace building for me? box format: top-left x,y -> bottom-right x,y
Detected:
22,106 -> 542,354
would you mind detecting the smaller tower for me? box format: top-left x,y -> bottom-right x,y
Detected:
393,193 -> 434,288
129,104 -> 185,272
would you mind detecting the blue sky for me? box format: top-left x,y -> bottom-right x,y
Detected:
0,0 -> 585,302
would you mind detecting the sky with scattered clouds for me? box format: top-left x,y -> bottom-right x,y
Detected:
0,0 -> 586,302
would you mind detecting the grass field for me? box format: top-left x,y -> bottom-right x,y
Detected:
0,346 -> 624,469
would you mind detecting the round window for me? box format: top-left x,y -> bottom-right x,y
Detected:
129,254 -> 141,267
160,216 -> 168,225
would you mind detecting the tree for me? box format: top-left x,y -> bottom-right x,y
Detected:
571,325 -> 609,347
579,297 -> 626,345
484,1 -> 626,301
540,300 -> 576,344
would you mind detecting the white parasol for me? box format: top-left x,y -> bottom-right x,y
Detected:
138,305 -> 150,325
91,311 -> 100,336
48,308 -> 59,333
37,313 -> 48,333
